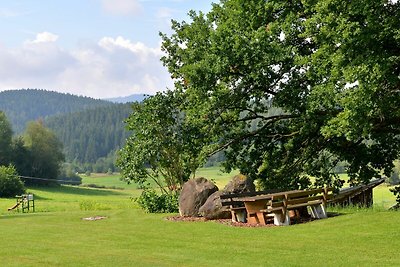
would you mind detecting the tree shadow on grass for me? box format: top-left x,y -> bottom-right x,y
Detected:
0,213 -> 53,220
28,185 -> 128,197
327,211 -> 345,217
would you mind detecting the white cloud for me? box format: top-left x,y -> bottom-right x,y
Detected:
0,33 -> 173,98
101,0 -> 142,16
29,32 -> 59,44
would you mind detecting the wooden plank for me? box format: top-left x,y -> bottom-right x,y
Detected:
287,200 -> 323,210
220,189 -> 282,199
287,195 -> 323,206
237,195 -> 273,202
230,207 -> 246,211
285,188 -> 325,198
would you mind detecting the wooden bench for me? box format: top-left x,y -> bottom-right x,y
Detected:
220,189 -> 282,223
259,187 -> 333,225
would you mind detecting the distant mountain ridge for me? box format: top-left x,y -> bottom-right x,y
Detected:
0,89 -> 112,133
105,94 -> 149,103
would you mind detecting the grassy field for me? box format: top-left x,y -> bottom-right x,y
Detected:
0,168 -> 399,266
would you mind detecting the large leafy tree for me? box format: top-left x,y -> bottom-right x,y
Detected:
118,91 -> 210,193
161,0 -> 400,189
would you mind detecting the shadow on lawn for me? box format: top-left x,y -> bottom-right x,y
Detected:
0,213 -> 53,220
28,185 -> 127,197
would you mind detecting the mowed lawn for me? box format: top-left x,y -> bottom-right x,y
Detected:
0,169 -> 399,266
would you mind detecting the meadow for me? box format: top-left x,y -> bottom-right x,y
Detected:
0,167 -> 399,266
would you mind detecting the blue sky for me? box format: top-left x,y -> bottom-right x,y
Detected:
0,0 -> 214,98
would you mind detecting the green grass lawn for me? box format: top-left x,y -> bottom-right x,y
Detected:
81,173 -> 137,190
0,168 -> 399,266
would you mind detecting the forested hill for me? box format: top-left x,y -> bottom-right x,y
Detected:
45,103 -> 132,165
0,89 -> 112,133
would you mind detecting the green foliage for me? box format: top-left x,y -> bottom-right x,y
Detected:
387,160 -> 400,185
135,189 -> 179,213
45,103 -> 131,165
0,111 -> 13,166
23,121 -> 65,184
0,89 -> 111,134
118,90 -> 211,193
161,0 -> 400,190
0,165 -> 25,198
390,186 -> 400,208
0,89 -> 134,172
0,111 -> 66,186
59,164 -> 82,185
10,136 -> 32,177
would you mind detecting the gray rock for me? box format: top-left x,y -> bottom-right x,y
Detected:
199,191 -> 231,220
223,174 -> 255,194
179,177 -> 218,217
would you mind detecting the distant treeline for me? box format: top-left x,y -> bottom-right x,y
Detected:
0,89 -> 112,133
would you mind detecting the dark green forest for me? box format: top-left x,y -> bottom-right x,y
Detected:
0,89 -> 132,173
0,89 -> 113,133
45,103 -> 132,170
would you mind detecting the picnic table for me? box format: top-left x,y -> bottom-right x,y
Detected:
233,188 -> 333,226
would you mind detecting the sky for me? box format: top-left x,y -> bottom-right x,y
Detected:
0,0 -> 214,99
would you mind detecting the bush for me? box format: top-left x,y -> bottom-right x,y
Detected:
135,189 -> 179,213
0,165 -> 25,198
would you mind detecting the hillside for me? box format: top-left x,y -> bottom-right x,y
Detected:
0,89 -> 112,133
45,103 -> 132,166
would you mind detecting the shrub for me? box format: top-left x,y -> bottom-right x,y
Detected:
135,189 -> 179,213
0,165 -> 25,198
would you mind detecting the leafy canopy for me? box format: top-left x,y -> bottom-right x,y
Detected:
24,121 -> 65,184
118,91 -> 211,193
161,0 -> 400,189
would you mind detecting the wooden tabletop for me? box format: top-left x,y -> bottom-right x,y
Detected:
236,189 -> 304,202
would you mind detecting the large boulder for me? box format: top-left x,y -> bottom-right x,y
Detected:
199,191 -> 231,220
223,174 -> 255,194
179,177 -> 218,217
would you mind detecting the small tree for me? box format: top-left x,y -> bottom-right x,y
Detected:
0,165 -> 25,198
24,121 -> 65,185
118,90 -> 210,194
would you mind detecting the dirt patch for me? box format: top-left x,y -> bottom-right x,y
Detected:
166,215 -> 206,222
165,215 -> 328,227
165,215 -> 276,227
82,216 -> 107,221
